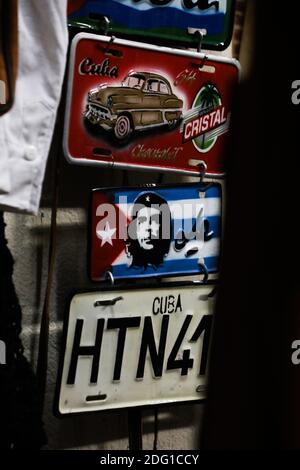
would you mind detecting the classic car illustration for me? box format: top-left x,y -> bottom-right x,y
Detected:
84,71 -> 183,143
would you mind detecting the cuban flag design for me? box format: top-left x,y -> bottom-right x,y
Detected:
91,183 -> 222,281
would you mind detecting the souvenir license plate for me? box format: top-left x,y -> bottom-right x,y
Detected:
68,0 -> 236,50
64,33 -> 239,176
90,182 -> 222,281
57,283 -> 215,414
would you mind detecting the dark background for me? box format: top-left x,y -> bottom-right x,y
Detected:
201,0 -> 300,449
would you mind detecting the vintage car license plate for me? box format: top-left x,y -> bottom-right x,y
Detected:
68,0 -> 236,50
90,182 -> 222,281
57,283 -> 215,414
64,33 -> 240,176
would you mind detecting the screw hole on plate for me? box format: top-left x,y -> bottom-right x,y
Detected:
185,248 -> 199,257
93,147 -> 112,157
95,43 -> 123,58
199,64 -> 215,74
105,48 -> 123,58
86,393 -> 107,402
188,158 -> 207,169
187,27 -> 207,39
190,60 -> 216,73
94,296 -> 123,307
190,59 -> 214,73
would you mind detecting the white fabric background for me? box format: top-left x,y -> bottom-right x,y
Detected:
0,0 -> 68,214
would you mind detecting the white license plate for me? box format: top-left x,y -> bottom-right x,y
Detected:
57,283 -> 215,414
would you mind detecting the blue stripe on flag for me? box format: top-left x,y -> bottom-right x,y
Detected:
112,184 -> 221,204
111,256 -> 218,279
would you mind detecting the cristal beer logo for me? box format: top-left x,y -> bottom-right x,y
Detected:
182,83 -> 229,153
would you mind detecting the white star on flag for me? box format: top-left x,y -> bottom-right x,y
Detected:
96,222 -> 116,247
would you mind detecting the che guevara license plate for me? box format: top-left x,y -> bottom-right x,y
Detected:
68,0 -> 236,50
64,33 -> 239,176
57,283 -> 215,414
90,182 -> 222,281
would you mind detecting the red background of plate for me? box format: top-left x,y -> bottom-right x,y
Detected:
66,36 -> 239,175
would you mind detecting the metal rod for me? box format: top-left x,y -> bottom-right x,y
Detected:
128,408 -> 143,450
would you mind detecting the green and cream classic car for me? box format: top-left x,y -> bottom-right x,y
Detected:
84,71 -> 183,143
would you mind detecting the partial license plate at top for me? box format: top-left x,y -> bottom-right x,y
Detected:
68,0 -> 236,50
57,283 -> 215,414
